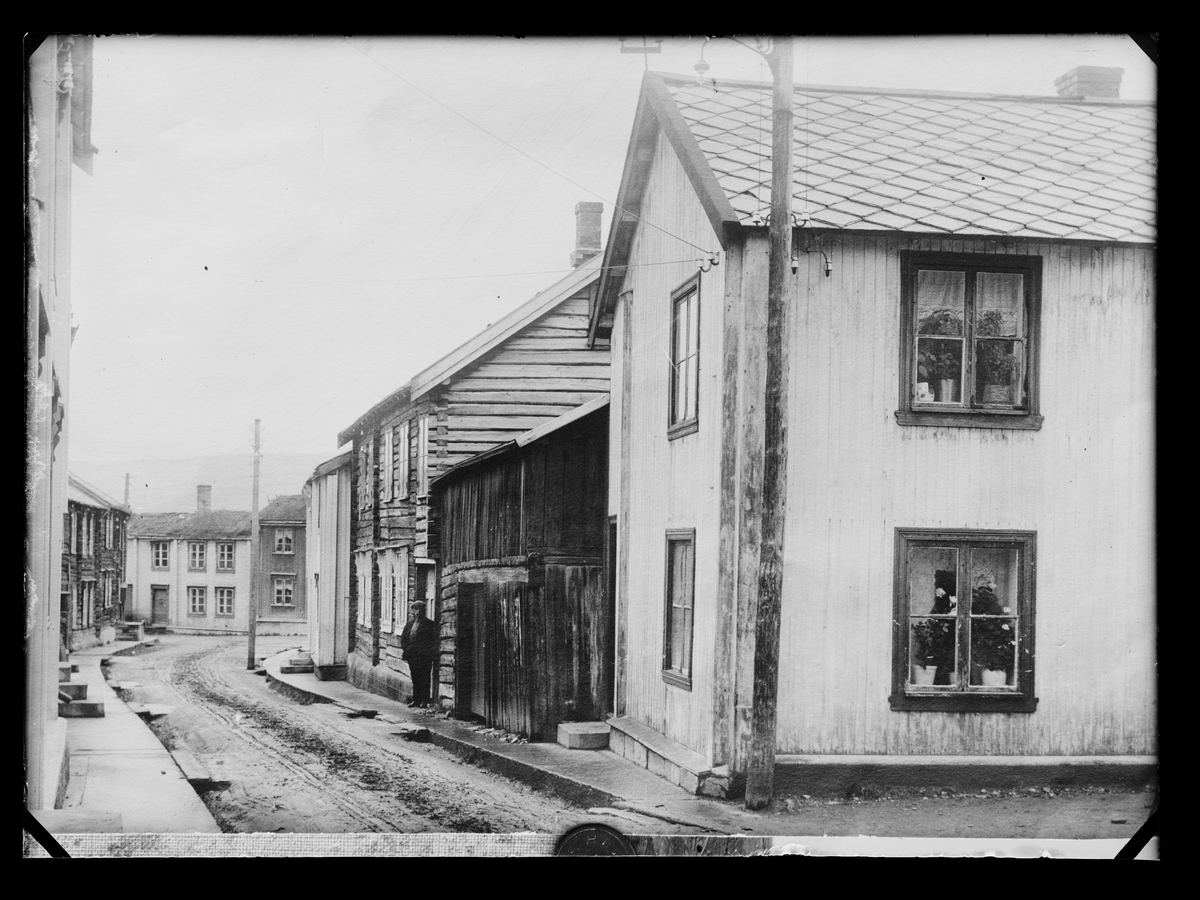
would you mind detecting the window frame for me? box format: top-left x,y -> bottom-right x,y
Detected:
216,541 -> 236,572
152,541 -> 170,570
216,587 -> 235,618
416,415 -> 431,498
187,585 -> 207,617
272,575 -> 296,607
397,420 -> 411,499
896,251 -> 1043,431
661,529 -> 696,690
890,527 -> 1038,713
667,275 -> 701,440
381,425 -> 394,502
188,541 -> 207,571
274,528 -> 294,555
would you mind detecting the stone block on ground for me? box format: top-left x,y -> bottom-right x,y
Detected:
392,723 -> 431,742
557,721 -> 611,750
58,683 -> 88,701
58,701 -> 105,718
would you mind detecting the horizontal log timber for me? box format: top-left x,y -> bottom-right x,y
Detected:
443,390 -> 603,406
485,350 -> 612,365
447,378 -> 609,393
446,403 -> 581,418
466,364 -> 610,380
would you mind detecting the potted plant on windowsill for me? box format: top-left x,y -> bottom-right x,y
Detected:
972,581 -> 1016,686
976,336 -> 1014,405
911,617 -> 953,684
917,349 -> 962,404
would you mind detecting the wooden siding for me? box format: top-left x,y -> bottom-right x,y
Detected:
768,234 -> 1156,755
614,128 -> 727,761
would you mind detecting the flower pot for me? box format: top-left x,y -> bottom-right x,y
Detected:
982,383 -> 1012,404
935,378 -> 960,403
981,668 -> 1008,687
912,664 -> 938,685
915,381 -> 934,403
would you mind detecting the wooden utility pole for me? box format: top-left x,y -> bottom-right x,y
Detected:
745,36 -> 793,810
246,419 -> 262,670
123,473 -> 130,507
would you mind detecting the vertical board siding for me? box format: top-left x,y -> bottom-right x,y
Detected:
774,235 -> 1155,755
618,129 -> 727,762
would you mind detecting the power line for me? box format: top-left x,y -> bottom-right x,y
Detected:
269,257 -> 717,285
344,38 -> 718,258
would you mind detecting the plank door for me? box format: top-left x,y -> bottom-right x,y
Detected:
151,586 -> 169,624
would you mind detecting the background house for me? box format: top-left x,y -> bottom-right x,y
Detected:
433,396 -> 610,739
62,473 -> 130,650
337,204 -> 611,711
126,485 -> 252,632
25,34 -> 96,811
305,451 -> 353,681
256,493 -> 307,636
590,68 -> 1155,794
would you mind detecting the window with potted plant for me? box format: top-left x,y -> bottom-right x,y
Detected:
891,528 -> 1037,713
896,252 -> 1043,430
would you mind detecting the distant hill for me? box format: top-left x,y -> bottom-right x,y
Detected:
70,452 -> 336,514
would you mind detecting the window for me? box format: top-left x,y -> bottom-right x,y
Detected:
668,275 -> 700,438
70,511 -> 78,554
891,529 -> 1037,713
897,252 -> 1042,430
216,542 -> 235,571
662,530 -> 696,689
273,576 -> 295,607
356,552 -> 372,627
152,541 -> 170,569
381,426 -> 394,501
188,541 -> 206,570
216,587 -> 235,617
274,529 -> 294,554
397,420 -> 410,499
417,415 -> 431,497
188,586 -> 207,616
379,552 -> 394,633
105,513 -> 113,549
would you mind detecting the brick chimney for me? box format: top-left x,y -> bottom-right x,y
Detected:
1054,66 -> 1123,99
197,485 -> 212,514
570,201 -> 603,268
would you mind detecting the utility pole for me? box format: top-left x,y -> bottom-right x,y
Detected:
745,36 -> 793,810
246,419 -> 262,670
123,473 -> 130,507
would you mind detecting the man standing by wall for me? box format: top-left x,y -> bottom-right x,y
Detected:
400,601 -> 438,708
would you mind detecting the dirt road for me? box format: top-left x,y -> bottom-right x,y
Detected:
104,634 -> 597,834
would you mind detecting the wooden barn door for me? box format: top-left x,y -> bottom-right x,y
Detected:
151,586 -> 169,624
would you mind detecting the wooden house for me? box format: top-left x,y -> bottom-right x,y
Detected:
255,493 -> 307,635
126,486 -> 253,633
62,474 -> 131,650
25,35 -> 96,811
589,69 -> 1155,794
336,205 -> 611,712
433,396 -> 610,740
305,451 -> 353,681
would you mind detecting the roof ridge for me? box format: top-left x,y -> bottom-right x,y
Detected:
651,71 -> 1155,107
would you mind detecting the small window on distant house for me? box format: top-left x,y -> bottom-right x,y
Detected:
668,275 -> 700,438
898,252 -> 1043,430
381,426 -> 394,502
273,576 -> 295,607
216,542 -> 235,572
189,541 -> 206,570
398,420 -> 411,499
216,587 -> 235,617
417,415 -> 431,497
188,586 -> 207,616
274,529 -> 294,554
662,529 -> 696,689
152,541 -> 170,569
891,528 -> 1037,713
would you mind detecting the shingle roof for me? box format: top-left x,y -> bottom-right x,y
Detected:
260,494 -> 306,523
128,510 -> 252,540
661,75 -> 1155,243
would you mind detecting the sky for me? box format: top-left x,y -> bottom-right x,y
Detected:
66,34 -> 1155,490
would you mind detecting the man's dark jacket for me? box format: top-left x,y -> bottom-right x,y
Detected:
400,614 -> 438,665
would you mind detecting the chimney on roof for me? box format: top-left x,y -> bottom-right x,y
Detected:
1054,66 -> 1123,100
197,485 -> 212,514
570,201 -> 603,268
